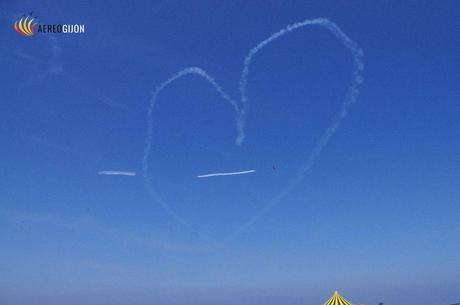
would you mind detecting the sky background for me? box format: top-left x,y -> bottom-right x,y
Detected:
1,1 -> 459,305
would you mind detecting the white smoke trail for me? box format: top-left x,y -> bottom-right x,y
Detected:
197,169 -> 256,178
12,28 -> 126,111
228,18 -> 364,242
98,171 -> 136,176
143,18 -> 364,242
142,67 -> 238,229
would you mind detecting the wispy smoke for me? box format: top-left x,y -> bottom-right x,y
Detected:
12,22 -> 127,111
143,18 -> 364,242
98,171 -> 136,176
33,35 -> 64,81
227,18 -> 364,242
142,67 -> 238,230
1,210 -> 215,253
197,169 -> 256,178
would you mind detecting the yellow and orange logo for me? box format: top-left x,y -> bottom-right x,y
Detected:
13,14 -> 38,37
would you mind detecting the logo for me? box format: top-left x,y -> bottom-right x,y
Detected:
13,11 -> 85,37
13,12 -> 38,36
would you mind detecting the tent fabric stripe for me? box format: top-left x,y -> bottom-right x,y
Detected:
323,291 -> 353,305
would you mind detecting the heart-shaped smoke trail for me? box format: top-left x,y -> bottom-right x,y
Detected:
142,18 -> 364,243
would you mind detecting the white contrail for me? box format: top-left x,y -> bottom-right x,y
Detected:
143,18 -> 364,242
197,169 -> 256,178
98,171 -> 136,176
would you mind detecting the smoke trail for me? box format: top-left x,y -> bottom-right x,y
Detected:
98,171 -> 136,176
197,169 -> 256,178
143,18 -> 364,241
13,30 -> 126,111
228,18 -> 364,242
238,18 -> 363,143
34,35 -> 64,81
142,67 -> 238,229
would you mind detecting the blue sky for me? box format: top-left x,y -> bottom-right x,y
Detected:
1,1 -> 459,305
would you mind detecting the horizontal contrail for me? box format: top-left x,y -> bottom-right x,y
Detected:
98,171 -> 136,176
197,169 -> 256,178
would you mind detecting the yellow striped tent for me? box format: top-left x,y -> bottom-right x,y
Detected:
324,291 -> 353,305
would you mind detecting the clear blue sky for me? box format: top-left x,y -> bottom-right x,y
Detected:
1,1 -> 459,305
